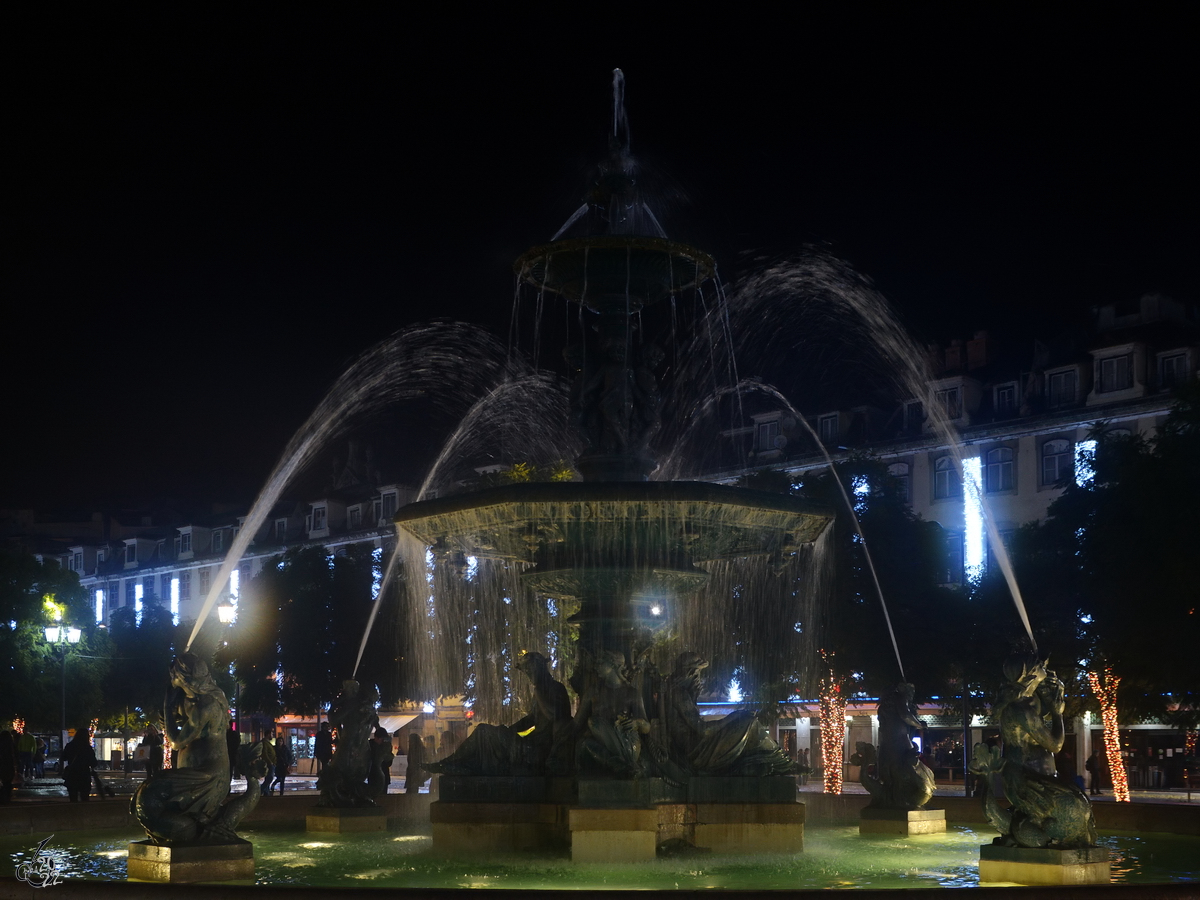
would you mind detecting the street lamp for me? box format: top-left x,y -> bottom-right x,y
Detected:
44,618 -> 82,749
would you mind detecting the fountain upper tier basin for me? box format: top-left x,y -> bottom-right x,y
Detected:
514,235 -> 716,313
395,481 -> 833,596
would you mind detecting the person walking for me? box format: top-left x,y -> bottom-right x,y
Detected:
61,730 -> 97,802
143,726 -> 165,779
1086,750 -> 1103,796
0,731 -> 17,803
261,734 -> 277,795
405,733 -> 425,794
314,723 -> 334,774
269,735 -> 292,796
33,735 -> 46,777
16,729 -> 35,780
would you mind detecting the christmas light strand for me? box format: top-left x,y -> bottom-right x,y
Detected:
1087,667 -> 1130,802
818,652 -> 848,794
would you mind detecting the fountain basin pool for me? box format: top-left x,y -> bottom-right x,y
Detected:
5,823 -> 1198,891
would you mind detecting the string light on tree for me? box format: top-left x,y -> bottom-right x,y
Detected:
818,650 -> 848,795
1087,666 -> 1129,803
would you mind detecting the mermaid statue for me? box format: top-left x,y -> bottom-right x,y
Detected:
970,654 -> 1097,849
849,682 -> 935,810
132,654 -> 265,844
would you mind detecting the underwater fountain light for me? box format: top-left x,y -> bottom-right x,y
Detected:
1088,666 -> 1130,802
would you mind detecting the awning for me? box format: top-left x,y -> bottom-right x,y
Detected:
377,714 -> 419,734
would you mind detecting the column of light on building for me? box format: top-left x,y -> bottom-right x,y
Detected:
170,577 -> 180,626
961,457 -> 985,581
134,583 -> 144,626
94,589 -> 104,624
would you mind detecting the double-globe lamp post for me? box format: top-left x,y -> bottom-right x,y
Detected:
44,618 -> 81,750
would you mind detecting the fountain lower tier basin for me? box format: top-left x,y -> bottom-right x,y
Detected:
6,823 -> 1198,891
395,482 -> 833,588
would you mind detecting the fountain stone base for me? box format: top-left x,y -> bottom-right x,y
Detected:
432,801 -> 569,853
860,807 -> 946,836
126,839 -> 254,883
306,807 -> 388,833
978,843 -> 1111,885
569,807 -> 659,862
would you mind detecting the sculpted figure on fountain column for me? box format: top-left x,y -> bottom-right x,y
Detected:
971,654 -> 1097,849
850,682 -> 935,810
317,679 -> 381,807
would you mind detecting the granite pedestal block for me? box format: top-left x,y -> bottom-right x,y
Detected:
693,802 -> 805,854
306,806 -> 388,833
978,843 -> 1111,885
126,839 -> 254,883
431,800 -> 568,852
859,807 -> 946,835
569,807 -> 658,863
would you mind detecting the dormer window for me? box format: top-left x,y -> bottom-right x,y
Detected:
348,505 -> 362,529
71,552 -> 83,572
179,532 -> 192,554
212,531 -> 224,554
1047,369 -> 1077,408
380,491 -> 399,520
817,415 -> 837,446
1160,352 -> 1188,389
994,382 -> 1017,417
275,518 -> 287,542
125,543 -> 137,564
935,387 -> 961,420
1096,354 -> 1132,393
312,506 -> 327,531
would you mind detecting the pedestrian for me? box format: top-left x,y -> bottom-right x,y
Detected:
270,735 -> 291,796
226,726 -> 240,777
1086,750 -> 1103,796
261,735 -> 277,795
33,735 -> 46,777
143,726 -> 164,779
61,729 -> 97,802
314,723 -> 334,773
0,730 -> 16,803
16,729 -> 35,779
368,726 -> 393,796
405,732 -> 425,794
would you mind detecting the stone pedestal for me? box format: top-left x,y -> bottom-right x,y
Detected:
693,802 -> 804,854
859,807 -> 946,835
978,843 -> 1111,885
569,807 -> 658,863
306,806 -> 388,833
126,839 -> 254,883
431,801 -> 568,852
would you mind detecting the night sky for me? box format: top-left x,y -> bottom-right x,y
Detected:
7,8 -> 1195,510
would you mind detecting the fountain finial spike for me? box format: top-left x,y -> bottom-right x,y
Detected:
612,68 -> 629,152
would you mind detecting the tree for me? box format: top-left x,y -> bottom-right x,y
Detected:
0,550 -> 107,733
100,602 -> 179,729
1023,381 -> 1200,727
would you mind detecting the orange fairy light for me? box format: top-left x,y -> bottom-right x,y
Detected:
1087,666 -> 1130,802
817,651 -> 848,794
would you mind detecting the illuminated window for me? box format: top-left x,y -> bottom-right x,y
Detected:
984,447 -> 1014,492
994,382 -> 1017,416
1047,370 -> 1077,408
887,462 -> 911,503
933,456 -> 960,499
1097,355 -> 1132,393
1042,439 -> 1072,485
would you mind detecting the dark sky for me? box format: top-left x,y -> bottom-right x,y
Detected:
6,8 -> 1196,509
